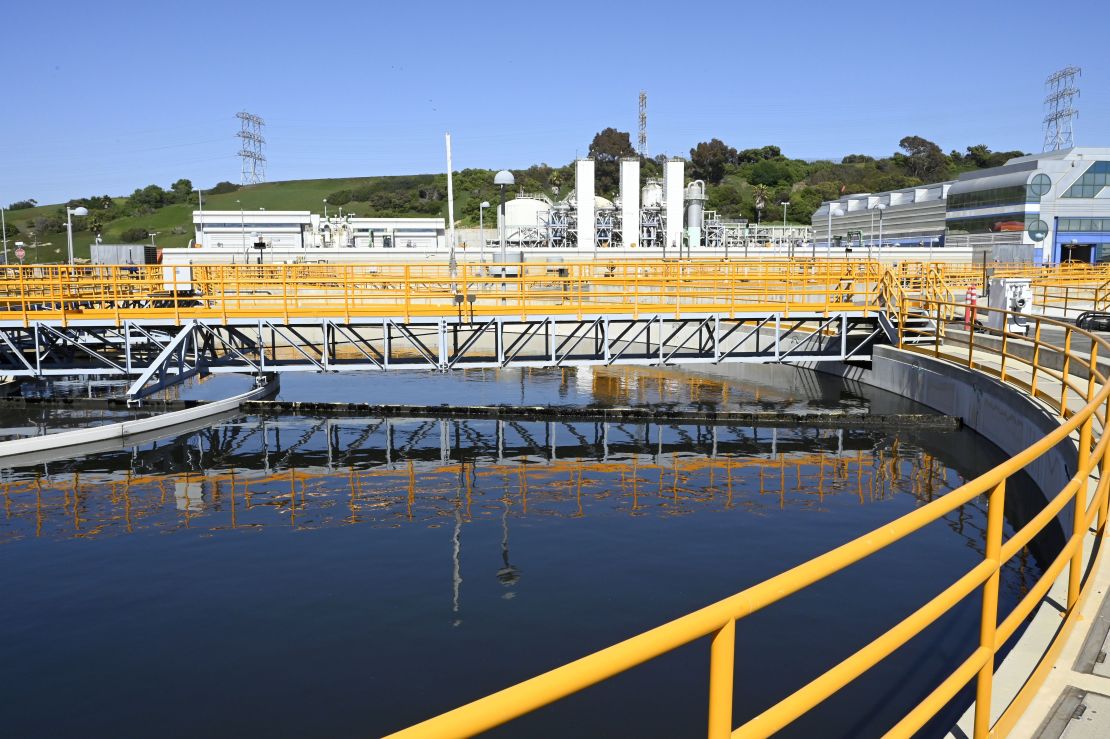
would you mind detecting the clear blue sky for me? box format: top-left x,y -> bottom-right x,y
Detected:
2,0 -> 1108,205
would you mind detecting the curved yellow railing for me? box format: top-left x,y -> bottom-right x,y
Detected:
385,298 -> 1110,739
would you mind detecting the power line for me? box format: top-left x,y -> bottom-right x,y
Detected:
236,111 -> 267,184
1043,66 -> 1081,152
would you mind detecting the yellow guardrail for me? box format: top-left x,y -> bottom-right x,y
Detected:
0,260 -> 883,325
385,297 -> 1110,738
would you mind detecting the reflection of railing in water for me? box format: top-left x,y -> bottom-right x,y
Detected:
0,444 -> 954,541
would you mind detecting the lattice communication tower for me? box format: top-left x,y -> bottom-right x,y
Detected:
638,90 -> 648,158
236,111 -> 267,184
1043,66 -> 1081,152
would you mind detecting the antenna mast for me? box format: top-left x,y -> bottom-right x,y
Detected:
1043,66 -> 1081,152
236,111 -> 267,184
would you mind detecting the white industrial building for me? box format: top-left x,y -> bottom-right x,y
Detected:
813,147 -> 1110,264
187,211 -> 446,262
166,158 -> 813,265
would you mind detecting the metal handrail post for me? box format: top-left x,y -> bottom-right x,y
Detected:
1068,414 -> 1093,609
707,619 -> 736,739
973,479 -> 1006,739
1060,329 -> 1073,418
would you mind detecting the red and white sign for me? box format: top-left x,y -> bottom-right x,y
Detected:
14,247 -> 25,262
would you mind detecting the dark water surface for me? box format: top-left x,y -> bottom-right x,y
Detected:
0,367 -> 1051,738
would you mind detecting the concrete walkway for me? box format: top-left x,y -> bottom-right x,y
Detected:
919,324 -> 1110,738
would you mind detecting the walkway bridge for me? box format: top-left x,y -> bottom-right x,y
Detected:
0,261 -> 886,400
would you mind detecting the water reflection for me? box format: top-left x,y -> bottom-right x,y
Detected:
0,415 -> 1038,605
1,419 -> 946,536
0,406 -> 1049,738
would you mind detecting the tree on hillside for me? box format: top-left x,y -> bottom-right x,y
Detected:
689,139 -> 737,185
749,159 -> 799,187
588,128 -> 636,196
8,199 -> 37,210
207,181 -> 240,195
895,136 -> 948,181
752,184 -> 771,224
120,227 -> 149,243
953,144 -> 1027,169
736,146 -> 782,164
128,184 -> 169,214
171,179 -> 193,203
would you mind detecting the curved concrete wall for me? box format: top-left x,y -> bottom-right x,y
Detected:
833,346 -> 1074,501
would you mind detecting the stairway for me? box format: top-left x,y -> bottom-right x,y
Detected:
879,306 -> 939,346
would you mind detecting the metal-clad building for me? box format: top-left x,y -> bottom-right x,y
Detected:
194,210 -> 311,250
813,184 -> 950,250
813,147 -> 1110,263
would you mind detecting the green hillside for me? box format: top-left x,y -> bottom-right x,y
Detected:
2,174 -> 462,261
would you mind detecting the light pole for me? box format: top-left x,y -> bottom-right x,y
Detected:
323,199 -> 328,219
236,199 -> 247,256
494,170 -> 515,269
826,205 -> 844,259
1,205 -> 7,265
479,201 -> 490,263
65,205 -> 88,265
780,201 -> 790,252
873,203 -> 886,260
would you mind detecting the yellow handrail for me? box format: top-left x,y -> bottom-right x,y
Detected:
0,260 -> 884,325
386,296 -> 1110,739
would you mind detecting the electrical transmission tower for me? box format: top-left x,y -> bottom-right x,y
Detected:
236,111 -> 267,184
1043,66 -> 1081,152
638,90 -> 648,158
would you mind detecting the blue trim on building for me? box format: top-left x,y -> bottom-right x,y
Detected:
1052,216 -> 1110,263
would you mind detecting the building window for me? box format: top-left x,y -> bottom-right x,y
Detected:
946,213 -> 1036,235
1058,218 -> 1110,232
1029,173 -> 1052,196
947,184 -> 1035,210
1062,161 -> 1110,198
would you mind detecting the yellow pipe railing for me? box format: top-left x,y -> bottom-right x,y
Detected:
384,296 -> 1110,739
0,260 -> 882,325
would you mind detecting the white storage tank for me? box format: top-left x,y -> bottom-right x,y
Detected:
500,194 -> 552,239
642,178 -> 664,209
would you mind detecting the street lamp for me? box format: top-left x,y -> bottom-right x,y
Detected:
65,205 -> 88,265
479,201 -> 490,263
236,199 -> 246,254
826,205 -> 845,259
494,170 -> 515,268
872,203 -> 887,259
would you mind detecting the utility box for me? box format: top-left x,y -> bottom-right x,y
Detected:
986,278 -> 1032,335
91,243 -> 150,265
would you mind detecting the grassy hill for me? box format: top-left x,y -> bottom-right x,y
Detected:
3,175 -> 453,262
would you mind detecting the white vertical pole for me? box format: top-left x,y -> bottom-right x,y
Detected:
1,206 -> 7,265
445,133 -> 456,260
878,210 -> 883,258
66,209 -> 74,265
